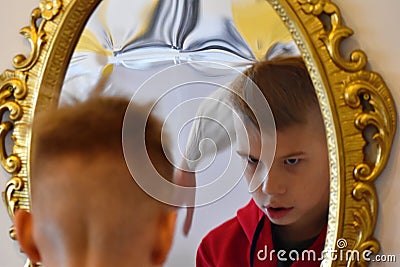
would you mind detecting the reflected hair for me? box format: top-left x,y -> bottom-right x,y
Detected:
231,56 -> 319,130
32,97 -> 173,186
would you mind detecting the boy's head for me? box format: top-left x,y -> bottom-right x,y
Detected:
232,57 -> 329,239
232,56 -> 320,130
14,97 -> 176,267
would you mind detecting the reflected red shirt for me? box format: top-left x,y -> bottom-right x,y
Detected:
196,199 -> 326,267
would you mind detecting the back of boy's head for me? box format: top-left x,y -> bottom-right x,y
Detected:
231,56 -> 320,130
30,97 -> 175,264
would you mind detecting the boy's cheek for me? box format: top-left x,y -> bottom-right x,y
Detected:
244,168 -> 256,185
239,159 -> 253,183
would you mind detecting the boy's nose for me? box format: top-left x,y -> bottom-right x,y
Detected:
261,170 -> 286,195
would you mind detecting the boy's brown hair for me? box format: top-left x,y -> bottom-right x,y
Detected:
231,56 -> 319,130
31,97 -> 173,184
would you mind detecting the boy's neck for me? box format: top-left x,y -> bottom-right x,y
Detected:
43,247 -> 155,267
271,224 -> 320,251
45,257 -> 154,267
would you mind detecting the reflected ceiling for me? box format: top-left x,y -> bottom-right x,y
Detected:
61,0 -> 297,104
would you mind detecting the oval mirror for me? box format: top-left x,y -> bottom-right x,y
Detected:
0,0 -> 396,266
60,2 -> 301,266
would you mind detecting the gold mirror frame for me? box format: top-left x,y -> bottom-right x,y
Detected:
0,0 -> 396,266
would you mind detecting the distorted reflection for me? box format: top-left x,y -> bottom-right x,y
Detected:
58,1 -> 303,266
60,0 -> 297,105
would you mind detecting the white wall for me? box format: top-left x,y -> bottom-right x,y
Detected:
335,1 -> 400,265
0,1 -> 399,266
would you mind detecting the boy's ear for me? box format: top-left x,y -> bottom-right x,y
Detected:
151,210 -> 177,265
14,210 -> 41,263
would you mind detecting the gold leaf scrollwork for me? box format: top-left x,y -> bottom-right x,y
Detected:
0,72 -> 26,174
344,71 -> 395,266
0,70 -> 27,255
351,182 -> 380,267
2,177 -> 24,220
39,0 -> 62,20
9,226 -> 16,241
353,112 -> 386,182
15,0 -> 63,70
24,259 -> 41,267
344,72 -> 396,183
0,121 -> 21,174
0,71 -> 28,101
298,0 -> 326,14
298,0 -> 367,72
13,8 -> 47,71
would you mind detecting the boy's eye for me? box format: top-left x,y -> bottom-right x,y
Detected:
284,158 -> 299,165
247,156 -> 259,164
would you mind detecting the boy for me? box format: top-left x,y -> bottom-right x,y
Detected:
13,97 -> 177,267
196,57 -> 329,266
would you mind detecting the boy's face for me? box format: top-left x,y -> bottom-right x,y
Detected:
235,110 -> 329,232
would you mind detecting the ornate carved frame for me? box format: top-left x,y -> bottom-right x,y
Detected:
0,0 -> 396,266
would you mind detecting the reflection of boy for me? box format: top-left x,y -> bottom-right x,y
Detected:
14,97 -> 177,267
196,57 -> 329,267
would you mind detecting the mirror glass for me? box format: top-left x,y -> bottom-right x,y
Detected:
58,0 -> 325,266
60,0 -> 296,105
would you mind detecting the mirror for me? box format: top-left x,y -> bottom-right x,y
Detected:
61,1 -> 303,266
59,0 -> 295,104
0,0 -> 396,266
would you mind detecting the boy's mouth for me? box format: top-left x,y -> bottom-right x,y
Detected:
264,205 -> 293,220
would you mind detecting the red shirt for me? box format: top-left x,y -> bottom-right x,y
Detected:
197,200 -> 326,267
